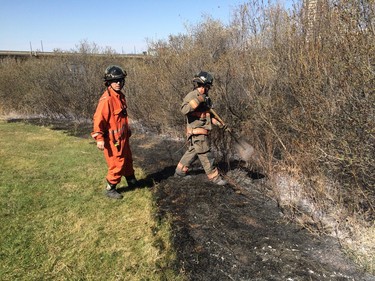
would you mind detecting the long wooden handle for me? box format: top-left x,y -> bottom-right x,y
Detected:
210,108 -> 226,126
210,108 -> 248,149
210,109 -> 255,158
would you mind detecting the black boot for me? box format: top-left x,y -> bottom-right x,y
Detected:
174,170 -> 191,179
105,181 -> 123,199
125,175 -> 139,188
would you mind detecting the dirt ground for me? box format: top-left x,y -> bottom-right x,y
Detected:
7,118 -> 374,281
129,132 -> 375,281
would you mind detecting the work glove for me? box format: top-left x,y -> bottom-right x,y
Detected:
97,140 -> 105,151
217,122 -> 227,130
205,96 -> 213,108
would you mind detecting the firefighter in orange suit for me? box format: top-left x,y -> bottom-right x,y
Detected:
91,65 -> 138,199
174,71 -> 227,185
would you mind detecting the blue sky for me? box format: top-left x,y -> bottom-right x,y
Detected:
0,0 -> 294,54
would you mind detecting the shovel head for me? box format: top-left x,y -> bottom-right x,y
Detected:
210,108 -> 255,162
233,137 -> 255,162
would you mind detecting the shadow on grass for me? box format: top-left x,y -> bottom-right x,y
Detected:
7,117 -> 92,138
117,166 -> 177,193
117,159 -> 266,194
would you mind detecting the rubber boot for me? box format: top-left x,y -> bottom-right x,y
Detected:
105,181 -> 123,199
125,175 -> 139,188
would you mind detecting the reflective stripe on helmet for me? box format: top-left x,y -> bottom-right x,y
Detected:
104,65 -> 127,81
192,71 -> 214,86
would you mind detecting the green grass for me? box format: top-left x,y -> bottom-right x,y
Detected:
0,121 -> 183,281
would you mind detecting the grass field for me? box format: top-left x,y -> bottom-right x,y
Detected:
0,121 -> 183,281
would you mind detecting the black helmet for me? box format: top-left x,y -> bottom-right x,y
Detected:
104,65 -> 127,82
192,71 -> 214,87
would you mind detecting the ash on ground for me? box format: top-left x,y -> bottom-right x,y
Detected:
129,133 -> 374,281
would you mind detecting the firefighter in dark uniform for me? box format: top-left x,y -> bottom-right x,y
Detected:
174,71 -> 227,185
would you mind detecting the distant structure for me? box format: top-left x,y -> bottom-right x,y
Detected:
0,50 -> 148,62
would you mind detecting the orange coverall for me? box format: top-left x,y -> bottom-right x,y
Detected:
91,87 -> 134,185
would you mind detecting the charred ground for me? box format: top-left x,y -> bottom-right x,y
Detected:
8,118 -> 374,281
130,132 -> 374,281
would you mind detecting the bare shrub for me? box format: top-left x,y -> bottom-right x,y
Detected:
0,43 -> 138,121
0,0 -> 373,271
128,3 -> 375,270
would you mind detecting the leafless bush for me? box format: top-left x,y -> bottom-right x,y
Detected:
0,43 -> 136,120
0,0 -> 373,270
128,0 -> 375,242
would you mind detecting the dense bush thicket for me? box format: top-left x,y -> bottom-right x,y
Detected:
128,0 -> 374,225
0,41 -> 138,120
0,0 -> 374,264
